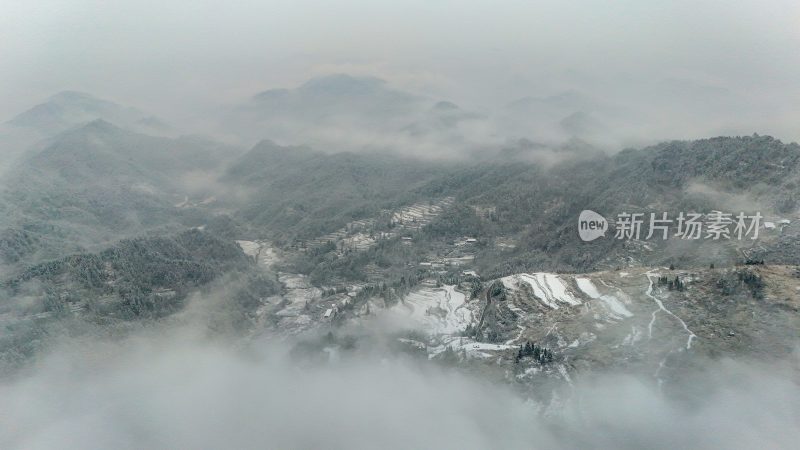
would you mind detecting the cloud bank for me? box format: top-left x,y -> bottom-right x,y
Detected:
1,319 -> 797,450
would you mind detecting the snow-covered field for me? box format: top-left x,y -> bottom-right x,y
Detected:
390,197 -> 454,230
395,285 -> 472,335
499,273 -> 634,320
302,197 -> 454,253
576,277 -> 633,318
235,240 -> 280,269
385,284 -> 521,359
272,273 -> 320,335
258,247 -> 279,268
428,336 -> 516,359
575,277 -> 601,298
339,232 -> 376,252
235,240 -> 261,259
502,273 -> 582,309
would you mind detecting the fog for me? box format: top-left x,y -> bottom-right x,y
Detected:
1,2 -> 799,448
3,0 -> 800,154
0,316 -> 797,450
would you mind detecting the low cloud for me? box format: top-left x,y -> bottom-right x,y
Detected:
1,314 -> 797,450
685,180 -> 766,214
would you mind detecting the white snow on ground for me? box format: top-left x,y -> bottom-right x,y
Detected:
645,271 -> 696,350
469,342 -> 516,351
428,336 -> 516,359
575,278 -> 601,298
276,273 -> 320,317
270,273 -> 321,335
514,274 -> 557,309
395,285 -> 473,335
235,240 -> 261,258
598,295 -> 633,318
502,273 -> 581,309
235,240 -> 281,269
576,277 -> 633,318
339,232 -> 376,252
543,273 -> 582,306
258,247 -> 279,268
388,285 -> 521,360
303,198 -> 454,253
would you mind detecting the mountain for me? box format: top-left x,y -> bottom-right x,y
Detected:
0,99 -> 797,414
210,134 -> 800,396
6,91 -> 171,138
214,135 -> 800,288
18,119 -> 238,185
247,74 -> 423,121
224,74 -> 424,142
224,139 -> 455,243
221,75 -> 495,157
0,228 -> 277,370
0,120 -> 244,268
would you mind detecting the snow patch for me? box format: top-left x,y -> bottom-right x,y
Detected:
502,273 -> 582,309
598,295 -> 633,318
428,336 -> 515,360
576,277 -> 601,298
576,277 -> 632,318
395,285 -> 472,335
235,240 -> 261,258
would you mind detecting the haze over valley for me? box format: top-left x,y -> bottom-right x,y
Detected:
1,1 -> 799,449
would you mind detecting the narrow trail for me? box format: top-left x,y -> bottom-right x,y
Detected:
644,270 -> 696,350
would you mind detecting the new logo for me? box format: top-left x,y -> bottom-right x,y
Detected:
578,210 -> 608,242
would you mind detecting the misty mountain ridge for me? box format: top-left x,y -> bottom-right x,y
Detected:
2,86 -> 797,271
245,74 -> 423,121
220,74 -> 504,156
0,120 -> 245,267
223,74 -> 719,156
6,91 -> 173,138
5,3 -> 800,448
0,82 -> 798,450
7,74 -> 777,162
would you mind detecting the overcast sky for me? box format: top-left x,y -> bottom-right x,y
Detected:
2,0 -> 799,140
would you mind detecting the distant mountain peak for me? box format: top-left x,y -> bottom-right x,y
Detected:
48,90 -> 100,102
6,91 -> 167,137
507,90 -> 594,110
81,118 -> 119,132
298,74 -> 386,94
